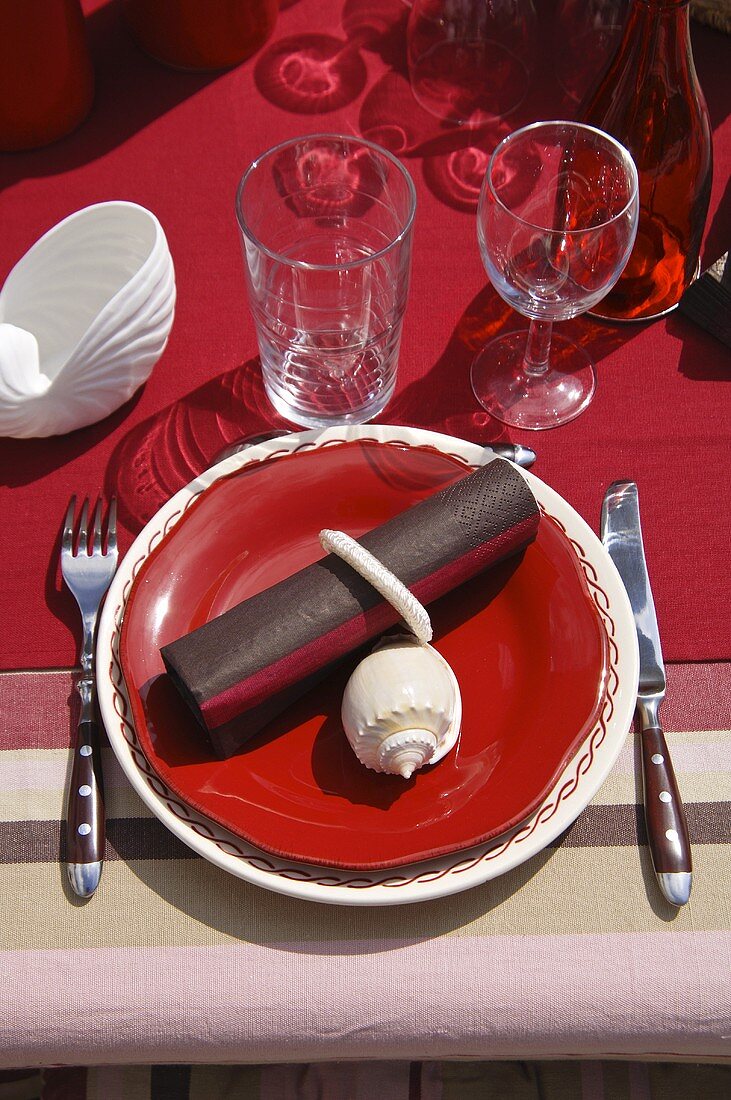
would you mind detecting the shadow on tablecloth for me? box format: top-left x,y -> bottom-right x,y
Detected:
102,285 -> 636,538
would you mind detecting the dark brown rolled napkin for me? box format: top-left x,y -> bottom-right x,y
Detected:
162,459 -> 539,758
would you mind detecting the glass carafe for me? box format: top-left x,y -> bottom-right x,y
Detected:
579,0 -> 712,321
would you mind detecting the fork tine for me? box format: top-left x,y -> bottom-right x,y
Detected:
62,497 -> 76,554
92,499 -> 104,554
107,498 -> 118,556
77,498 -> 90,554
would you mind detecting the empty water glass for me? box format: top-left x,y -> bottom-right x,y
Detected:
235,134 -> 417,428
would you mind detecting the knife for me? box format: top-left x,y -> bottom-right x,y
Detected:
601,481 -> 692,906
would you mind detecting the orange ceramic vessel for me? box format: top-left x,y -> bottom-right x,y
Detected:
123,0 -> 279,72
0,0 -> 94,152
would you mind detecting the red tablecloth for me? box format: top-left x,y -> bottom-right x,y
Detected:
0,0 -> 729,670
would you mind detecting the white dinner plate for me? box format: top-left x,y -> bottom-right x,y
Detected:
96,425 -> 639,905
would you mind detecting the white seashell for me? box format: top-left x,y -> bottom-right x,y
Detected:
0,201 -> 176,438
342,635 -> 462,778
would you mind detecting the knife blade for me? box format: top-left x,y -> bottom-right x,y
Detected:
601,481 -> 692,906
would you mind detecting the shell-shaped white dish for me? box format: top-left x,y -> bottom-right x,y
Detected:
342,634 -> 462,778
0,201 -> 176,438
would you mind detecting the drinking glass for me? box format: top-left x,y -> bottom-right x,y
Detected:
407,0 -> 537,127
235,134 -> 416,428
471,121 -> 639,429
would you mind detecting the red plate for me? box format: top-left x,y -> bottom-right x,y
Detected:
119,439 -> 608,870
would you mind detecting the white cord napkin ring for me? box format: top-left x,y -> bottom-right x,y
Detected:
319,529 -> 432,644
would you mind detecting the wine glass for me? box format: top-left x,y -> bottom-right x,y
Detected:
471,120 -> 639,430
406,0 -> 538,127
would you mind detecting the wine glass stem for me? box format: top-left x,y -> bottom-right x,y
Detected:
523,319 -> 553,377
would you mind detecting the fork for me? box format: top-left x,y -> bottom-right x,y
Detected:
61,496 -> 118,897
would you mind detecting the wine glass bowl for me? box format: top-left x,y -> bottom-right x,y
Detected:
471,121 -> 639,429
406,0 -> 538,127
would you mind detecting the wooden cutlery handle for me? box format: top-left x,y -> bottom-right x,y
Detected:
66,717 -> 105,872
641,725 -> 691,877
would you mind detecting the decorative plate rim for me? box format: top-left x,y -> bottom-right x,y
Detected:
96,425 -> 639,906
